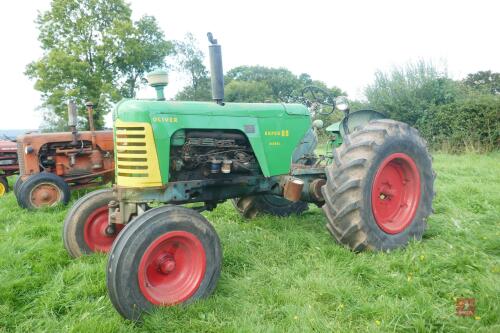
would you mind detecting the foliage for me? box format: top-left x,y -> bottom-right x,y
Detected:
463,70 -> 500,95
26,0 -> 173,130
365,60 -> 459,126
225,66 -> 344,103
417,94 -> 500,152
224,80 -> 274,103
0,153 -> 499,331
175,60 -> 346,118
364,63 -> 500,151
174,33 -> 212,101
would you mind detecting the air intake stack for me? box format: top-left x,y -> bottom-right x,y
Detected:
207,32 -> 224,105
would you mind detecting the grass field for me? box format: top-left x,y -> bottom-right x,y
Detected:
0,153 -> 499,332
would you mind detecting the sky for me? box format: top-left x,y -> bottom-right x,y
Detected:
0,0 -> 499,129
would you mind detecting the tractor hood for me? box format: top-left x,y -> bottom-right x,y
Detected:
114,99 -> 310,123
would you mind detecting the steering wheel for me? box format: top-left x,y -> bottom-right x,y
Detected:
300,86 -> 336,116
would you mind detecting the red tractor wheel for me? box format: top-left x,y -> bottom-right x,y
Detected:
63,189 -> 124,258
17,173 -> 70,210
322,119 -> 435,251
371,153 -> 421,234
106,205 -> 222,321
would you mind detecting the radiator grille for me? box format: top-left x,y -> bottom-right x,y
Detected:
16,141 -> 25,175
115,120 -> 162,187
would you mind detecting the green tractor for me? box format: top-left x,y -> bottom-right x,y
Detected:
62,33 -> 434,320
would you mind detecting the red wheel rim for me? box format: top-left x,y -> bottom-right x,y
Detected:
371,153 -> 421,234
83,206 -> 124,252
138,231 -> 206,305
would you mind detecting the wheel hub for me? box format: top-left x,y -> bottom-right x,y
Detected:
158,255 -> 176,274
30,183 -> 62,207
371,153 -> 421,234
138,231 -> 206,305
83,206 -> 124,252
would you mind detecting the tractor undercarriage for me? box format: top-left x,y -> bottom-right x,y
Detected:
110,163 -> 327,226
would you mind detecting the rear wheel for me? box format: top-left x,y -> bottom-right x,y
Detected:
63,189 -> 124,258
321,119 -> 435,251
0,177 -> 8,196
17,173 -> 70,210
107,205 -> 222,321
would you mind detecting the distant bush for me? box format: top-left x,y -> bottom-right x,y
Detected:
417,94 -> 500,152
365,60 -> 459,126
364,62 -> 499,152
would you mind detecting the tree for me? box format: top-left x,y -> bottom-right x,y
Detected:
225,66 -> 344,103
174,33 -> 211,101
365,60 -> 459,125
26,0 -> 173,130
463,70 -> 500,95
225,80 -> 274,103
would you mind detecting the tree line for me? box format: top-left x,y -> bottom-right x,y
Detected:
27,0 -> 499,152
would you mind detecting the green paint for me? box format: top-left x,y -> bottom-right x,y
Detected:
114,99 -> 311,183
325,121 -> 343,147
325,110 -> 386,148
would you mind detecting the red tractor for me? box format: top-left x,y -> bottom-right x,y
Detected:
15,102 -> 114,209
0,139 -> 18,196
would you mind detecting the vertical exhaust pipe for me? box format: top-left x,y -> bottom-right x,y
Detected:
67,101 -> 78,145
207,32 -> 224,105
85,101 -> 97,149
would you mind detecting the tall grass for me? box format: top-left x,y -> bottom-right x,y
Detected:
0,153 -> 499,332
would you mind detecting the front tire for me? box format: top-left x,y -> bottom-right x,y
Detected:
107,205 -> 222,321
322,119 -> 435,251
63,189 -> 123,258
17,172 -> 70,209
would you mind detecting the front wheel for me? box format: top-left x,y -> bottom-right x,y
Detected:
106,205 -> 222,321
17,172 -> 70,209
63,189 -> 124,258
322,119 -> 435,251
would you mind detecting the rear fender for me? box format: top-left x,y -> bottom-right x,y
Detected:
326,110 -> 386,145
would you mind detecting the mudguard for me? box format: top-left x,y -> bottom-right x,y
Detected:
326,109 -> 386,145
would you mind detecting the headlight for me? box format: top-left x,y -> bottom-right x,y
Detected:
312,119 -> 324,129
335,96 -> 349,112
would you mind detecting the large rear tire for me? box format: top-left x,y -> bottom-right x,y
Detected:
17,172 -> 70,210
322,119 -> 435,251
63,189 -> 124,258
106,205 -> 222,321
